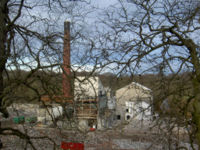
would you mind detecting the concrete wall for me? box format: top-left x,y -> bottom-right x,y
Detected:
125,101 -> 151,120
37,105 -> 63,123
107,98 -> 116,110
116,82 -> 151,105
8,103 -> 39,117
115,82 -> 152,122
98,96 -> 107,109
74,76 -> 113,130
74,76 -> 106,99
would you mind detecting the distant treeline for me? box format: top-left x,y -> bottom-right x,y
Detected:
3,70 -> 193,117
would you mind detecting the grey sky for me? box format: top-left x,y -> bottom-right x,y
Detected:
91,0 -> 118,8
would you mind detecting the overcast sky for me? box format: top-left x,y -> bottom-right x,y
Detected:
10,0 -> 189,74
91,0 -> 118,8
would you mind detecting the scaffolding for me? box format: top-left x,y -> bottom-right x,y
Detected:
75,98 -> 98,119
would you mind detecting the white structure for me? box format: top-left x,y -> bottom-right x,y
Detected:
74,76 -> 106,99
9,103 -> 39,117
37,105 -> 63,123
104,87 -> 116,110
115,82 -> 152,122
125,101 -> 151,120
107,98 -> 116,110
74,76 -> 108,129
9,103 -> 64,124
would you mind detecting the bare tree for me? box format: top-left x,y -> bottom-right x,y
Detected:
2,0 -> 200,149
97,0 -> 200,148
0,0 -> 99,149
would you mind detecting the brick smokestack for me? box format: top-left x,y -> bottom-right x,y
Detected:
63,21 -> 71,98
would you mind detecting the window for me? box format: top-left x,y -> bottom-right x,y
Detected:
117,115 -> 121,120
99,91 -> 103,97
125,101 -> 134,107
126,108 -> 129,112
126,115 -> 130,120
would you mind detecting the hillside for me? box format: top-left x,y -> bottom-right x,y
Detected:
3,70 -> 193,116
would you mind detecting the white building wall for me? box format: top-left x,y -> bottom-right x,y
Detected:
74,76 -> 108,130
37,105 -> 63,122
125,101 -> 151,121
116,82 -> 151,105
115,82 -> 152,122
107,98 -> 115,109
74,76 -> 106,99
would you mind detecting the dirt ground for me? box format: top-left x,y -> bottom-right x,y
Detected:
0,119 -> 197,150
0,108 -> 198,150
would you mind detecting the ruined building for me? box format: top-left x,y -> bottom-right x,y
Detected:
115,82 -> 153,123
38,21 -> 114,130
8,21 -> 152,130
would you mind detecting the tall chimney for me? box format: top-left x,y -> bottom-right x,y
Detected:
63,21 -> 71,98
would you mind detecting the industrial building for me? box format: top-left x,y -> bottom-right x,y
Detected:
37,21 -> 115,130
115,82 -> 153,122
8,21 -> 153,131
74,76 -> 108,129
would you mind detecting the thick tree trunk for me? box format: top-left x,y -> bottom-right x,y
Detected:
193,79 -> 200,148
0,0 -> 9,117
185,39 -> 200,148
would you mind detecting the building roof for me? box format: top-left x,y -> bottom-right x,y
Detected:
117,82 -> 152,92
